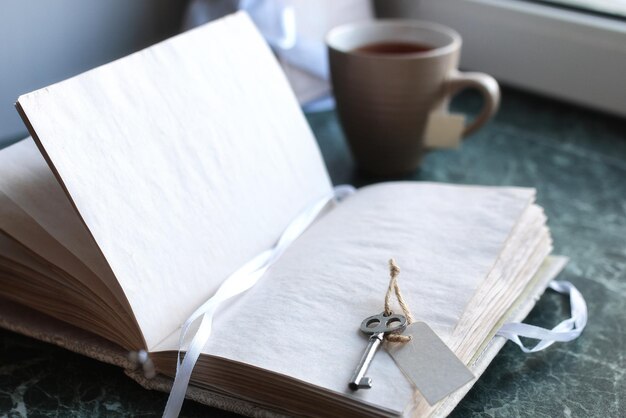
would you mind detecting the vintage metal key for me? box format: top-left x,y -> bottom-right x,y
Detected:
349,312 -> 407,390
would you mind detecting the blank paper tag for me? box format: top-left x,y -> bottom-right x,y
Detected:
423,112 -> 465,149
385,322 -> 474,405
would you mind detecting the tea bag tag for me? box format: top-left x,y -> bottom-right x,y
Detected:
423,112 -> 465,149
385,321 -> 475,405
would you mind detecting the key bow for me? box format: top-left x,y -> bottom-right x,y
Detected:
360,312 -> 407,335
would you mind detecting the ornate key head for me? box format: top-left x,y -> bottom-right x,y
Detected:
360,312 -> 407,335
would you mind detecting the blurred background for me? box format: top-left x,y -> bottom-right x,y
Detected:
0,0 -> 186,145
1,0 -> 625,146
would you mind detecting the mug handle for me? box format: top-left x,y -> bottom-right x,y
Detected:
444,69 -> 500,137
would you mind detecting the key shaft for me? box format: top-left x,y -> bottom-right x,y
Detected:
348,332 -> 384,390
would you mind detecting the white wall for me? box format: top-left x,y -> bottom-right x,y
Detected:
0,0 -> 184,145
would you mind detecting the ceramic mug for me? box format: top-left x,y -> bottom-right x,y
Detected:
327,20 -> 500,176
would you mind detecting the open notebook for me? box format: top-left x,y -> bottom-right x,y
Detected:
0,12 -> 566,417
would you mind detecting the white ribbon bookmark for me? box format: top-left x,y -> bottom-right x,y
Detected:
497,280 -> 588,353
162,185 -> 355,418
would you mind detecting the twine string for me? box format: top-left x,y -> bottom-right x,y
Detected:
384,259 -> 414,343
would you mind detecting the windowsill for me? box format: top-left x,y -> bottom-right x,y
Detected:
376,0 -> 626,118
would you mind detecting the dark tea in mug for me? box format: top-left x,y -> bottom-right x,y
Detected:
353,41 -> 434,55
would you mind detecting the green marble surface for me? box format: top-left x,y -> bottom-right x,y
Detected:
1,87 -> 625,417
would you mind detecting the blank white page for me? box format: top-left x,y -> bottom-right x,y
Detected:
17,12 -> 331,349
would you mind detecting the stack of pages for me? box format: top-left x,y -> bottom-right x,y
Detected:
0,12 -> 564,417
